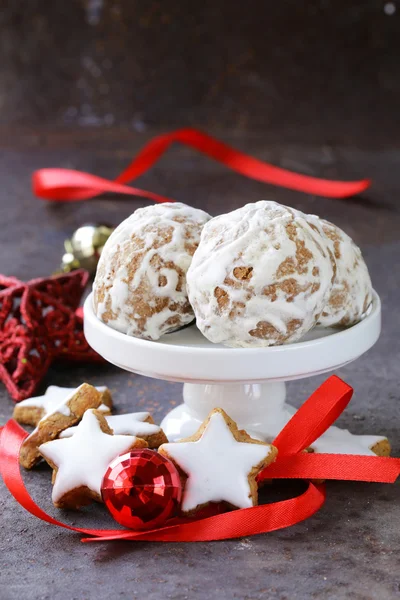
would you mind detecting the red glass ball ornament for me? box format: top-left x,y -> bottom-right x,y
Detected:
101,449 -> 182,530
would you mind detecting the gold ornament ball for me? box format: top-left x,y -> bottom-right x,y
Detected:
60,224 -> 114,275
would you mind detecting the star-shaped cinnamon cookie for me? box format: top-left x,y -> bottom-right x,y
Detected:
13,385 -> 113,427
19,383 -> 104,469
39,409 -> 147,508
159,408 -> 277,514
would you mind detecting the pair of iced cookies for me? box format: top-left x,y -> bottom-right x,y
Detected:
159,408 -> 391,514
93,200 -> 372,347
15,384 -> 167,508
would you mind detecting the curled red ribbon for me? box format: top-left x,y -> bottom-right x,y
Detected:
0,375 -> 398,543
32,128 -> 371,202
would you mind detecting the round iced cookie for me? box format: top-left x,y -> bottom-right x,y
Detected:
93,203 -> 211,340
187,200 -> 336,347
307,216 -> 373,327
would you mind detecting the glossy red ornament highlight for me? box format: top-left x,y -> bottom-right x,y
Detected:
101,449 -> 182,530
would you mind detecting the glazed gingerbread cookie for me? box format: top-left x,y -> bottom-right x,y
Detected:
19,383 -> 104,469
158,408 -> 277,514
93,202 -> 211,340
187,201 -> 335,347
60,411 -> 167,448
13,385 -> 113,427
39,409 -> 147,509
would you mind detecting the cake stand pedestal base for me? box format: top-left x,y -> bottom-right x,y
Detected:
162,382 -> 289,441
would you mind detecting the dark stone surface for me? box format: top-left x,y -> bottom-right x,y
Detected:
0,129 -> 399,599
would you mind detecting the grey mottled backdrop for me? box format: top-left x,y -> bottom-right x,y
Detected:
0,0 -> 399,143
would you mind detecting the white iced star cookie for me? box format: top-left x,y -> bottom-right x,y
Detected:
19,384 -> 105,470
309,424 -> 391,456
59,412 -> 167,448
13,385 -> 113,427
39,409 -> 147,509
158,408 -> 278,514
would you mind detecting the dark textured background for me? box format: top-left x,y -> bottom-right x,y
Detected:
0,0 -> 399,143
0,2 -> 399,599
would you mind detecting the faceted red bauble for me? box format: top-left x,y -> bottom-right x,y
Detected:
101,449 -> 182,530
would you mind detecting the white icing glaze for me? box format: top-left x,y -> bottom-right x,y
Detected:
246,403 -> 386,455
307,216 -> 372,327
37,386 -> 80,422
93,202 -> 211,340
20,385 -> 109,421
39,409 -> 139,503
17,386 -> 73,412
310,425 -> 386,455
187,201 -> 335,347
159,411 -> 273,512
59,412 -> 160,439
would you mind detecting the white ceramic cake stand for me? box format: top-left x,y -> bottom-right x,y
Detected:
84,291 -> 384,454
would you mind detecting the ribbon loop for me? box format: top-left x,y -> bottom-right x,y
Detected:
33,128 -> 371,202
272,375 -> 353,456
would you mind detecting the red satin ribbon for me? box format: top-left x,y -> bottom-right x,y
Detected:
0,375 -> 398,543
0,420 -> 325,542
32,128 -> 371,202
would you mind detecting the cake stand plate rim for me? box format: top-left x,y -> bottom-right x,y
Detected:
83,290 -> 381,383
